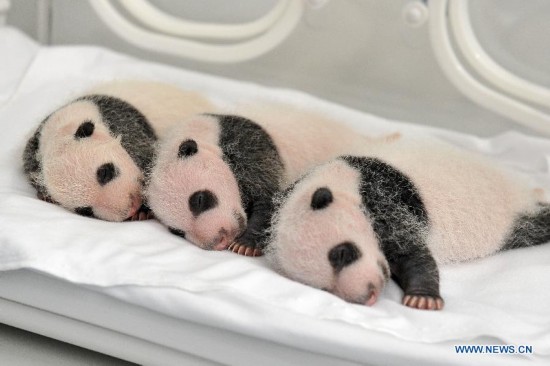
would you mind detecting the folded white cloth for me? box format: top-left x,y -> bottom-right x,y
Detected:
1,27 -> 549,364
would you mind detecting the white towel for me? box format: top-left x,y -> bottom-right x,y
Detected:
1,27 -> 549,364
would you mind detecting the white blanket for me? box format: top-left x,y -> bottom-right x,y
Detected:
1,27 -> 549,364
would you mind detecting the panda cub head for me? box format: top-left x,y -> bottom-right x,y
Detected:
146,114 -> 247,250
24,100 -> 144,221
266,159 -> 390,306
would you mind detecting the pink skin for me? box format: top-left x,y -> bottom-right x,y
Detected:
266,160 -> 392,307
35,80 -> 216,222
333,260 -> 389,306
128,194 -> 143,218
403,295 -> 444,310
228,242 -> 263,257
42,135 -> 146,222
37,100 -> 151,222
146,120 -> 247,250
267,159 -> 448,310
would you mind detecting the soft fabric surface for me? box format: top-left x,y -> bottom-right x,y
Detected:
1,27 -> 549,364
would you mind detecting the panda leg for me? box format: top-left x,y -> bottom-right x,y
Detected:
388,245 -> 444,311
229,199 -> 273,257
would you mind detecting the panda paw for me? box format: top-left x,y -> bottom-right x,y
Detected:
402,294 -> 444,310
129,207 -> 155,221
228,242 -> 263,257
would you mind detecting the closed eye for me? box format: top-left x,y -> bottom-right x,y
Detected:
97,163 -> 118,186
189,190 -> 218,217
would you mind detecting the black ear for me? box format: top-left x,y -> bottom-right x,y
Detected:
311,187 -> 333,210
74,121 -> 95,139
75,206 -> 95,218
168,227 -> 187,239
178,139 -> 198,158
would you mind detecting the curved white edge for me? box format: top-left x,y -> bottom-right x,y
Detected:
429,0 -> 550,136
450,0 -> 550,108
0,270 -> 362,366
119,0 -> 289,40
0,298 -> 218,366
89,0 -> 304,63
0,0 -> 11,26
36,0 -> 52,44
1,269 -> 534,366
0,0 -> 11,27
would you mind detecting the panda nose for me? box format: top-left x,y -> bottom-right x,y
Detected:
213,228 -> 230,251
328,242 -> 362,273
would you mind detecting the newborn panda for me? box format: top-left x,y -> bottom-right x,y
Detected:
23,80 -> 214,221
146,106 -> 397,256
265,139 -> 550,310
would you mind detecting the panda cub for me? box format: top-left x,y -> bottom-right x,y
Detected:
146,105 -> 398,256
23,81 -> 214,222
265,139 -> 550,310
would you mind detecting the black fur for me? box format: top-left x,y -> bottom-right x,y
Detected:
311,187 -> 333,210
74,121 -> 95,139
341,156 -> 442,301
502,203 -> 550,251
23,94 -> 156,209
78,95 -> 157,171
212,114 -> 284,251
75,206 -> 95,218
178,139 -> 198,158
189,190 -> 218,217
23,122 -> 48,198
272,175 -> 304,213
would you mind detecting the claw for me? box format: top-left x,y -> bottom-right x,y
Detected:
403,294 -> 444,311
237,245 -> 247,256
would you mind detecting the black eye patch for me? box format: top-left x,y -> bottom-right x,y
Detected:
189,190 -> 218,217
168,227 -> 187,239
96,163 -> 118,186
74,120 -> 95,139
178,139 -> 198,158
328,241 -> 361,273
311,187 -> 333,210
75,206 -> 94,218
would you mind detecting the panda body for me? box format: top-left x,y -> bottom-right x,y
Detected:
266,138 -> 549,310
88,80 -> 213,138
23,80 -> 214,221
146,105 -> 397,255
233,103 -> 395,186
365,138 -> 541,264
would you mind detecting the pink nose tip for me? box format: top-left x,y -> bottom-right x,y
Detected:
365,284 -> 378,306
213,231 -> 230,251
365,291 -> 378,306
128,194 -> 143,217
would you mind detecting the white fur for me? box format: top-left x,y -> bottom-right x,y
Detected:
267,159 -> 389,305
366,137 -> 540,263
88,80 -> 214,138
147,115 -> 246,249
146,104 -> 398,251
234,103 -> 396,185
266,137 -> 543,305
34,81 -> 215,221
